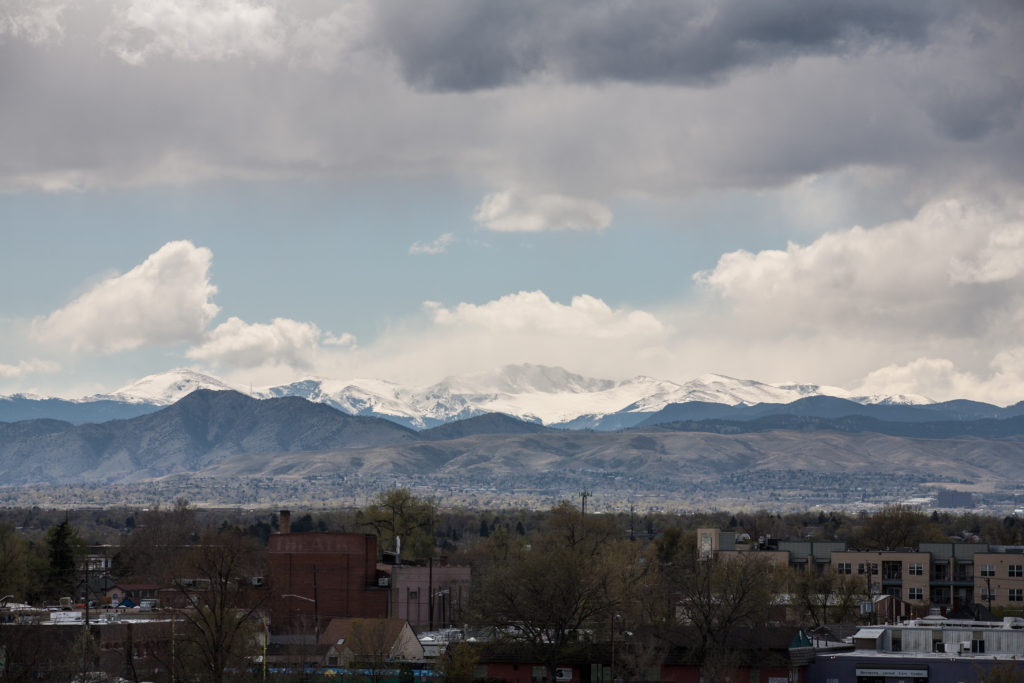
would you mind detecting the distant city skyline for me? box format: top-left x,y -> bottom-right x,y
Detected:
1,1 -> 1023,404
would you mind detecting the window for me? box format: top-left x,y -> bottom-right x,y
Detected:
972,639 -> 986,654
982,587 -> 997,601
1010,565 -> 1023,578
909,563 -> 924,576
982,564 -> 996,577
836,562 -> 851,575
858,563 -> 866,575
909,587 -> 923,600
871,563 -> 879,575
1010,589 -> 1023,602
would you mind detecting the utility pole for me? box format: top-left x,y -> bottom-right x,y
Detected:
313,564 -> 320,640
579,490 -> 591,537
610,613 -> 615,683
84,556 -> 90,626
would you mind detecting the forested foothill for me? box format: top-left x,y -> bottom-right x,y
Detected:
3,497 -> 1024,681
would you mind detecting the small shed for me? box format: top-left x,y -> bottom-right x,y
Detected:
853,627 -> 887,651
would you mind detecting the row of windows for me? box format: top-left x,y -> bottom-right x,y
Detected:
893,587 -> 1024,601
835,562 -> 1024,578
980,588 -> 1024,601
981,564 -> 1024,577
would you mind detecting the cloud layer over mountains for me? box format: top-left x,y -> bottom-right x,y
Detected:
1,1 -> 1023,405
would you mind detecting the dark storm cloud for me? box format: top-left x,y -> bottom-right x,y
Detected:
926,75 -> 1024,142
372,0 -> 948,92
0,0 -> 1021,199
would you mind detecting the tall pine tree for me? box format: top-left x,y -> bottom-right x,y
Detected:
45,519 -> 80,600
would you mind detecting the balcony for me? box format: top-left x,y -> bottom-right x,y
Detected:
882,562 -> 903,581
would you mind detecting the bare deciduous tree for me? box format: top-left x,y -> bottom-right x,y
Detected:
652,527 -> 783,677
167,527 -> 266,683
472,502 -> 640,683
789,567 -> 867,627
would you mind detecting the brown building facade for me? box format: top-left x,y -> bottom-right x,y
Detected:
382,561 -> 471,630
268,531 -> 388,633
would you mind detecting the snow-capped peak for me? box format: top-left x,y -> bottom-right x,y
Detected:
434,363 -> 615,395
11,363 -> 944,427
677,373 -> 832,406
0,391 -> 50,401
861,393 -> 936,406
97,368 -> 240,405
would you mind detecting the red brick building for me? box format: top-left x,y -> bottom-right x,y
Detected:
267,512 -> 388,633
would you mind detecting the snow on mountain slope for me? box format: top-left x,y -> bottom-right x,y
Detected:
856,393 -> 936,406
95,369 -> 240,405
412,364 -> 616,424
681,374 -> 848,405
435,364 -> 615,395
8,363 -> 938,428
260,377 -> 433,426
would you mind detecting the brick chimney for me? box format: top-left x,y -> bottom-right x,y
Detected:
279,509 -> 291,534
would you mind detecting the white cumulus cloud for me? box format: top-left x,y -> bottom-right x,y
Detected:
694,199 -> 1024,338
0,358 -> 61,379
426,290 -> 663,338
854,357 -> 970,400
33,240 -> 220,354
323,290 -> 670,385
187,316 -> 351,369
0,0 -> 67,43
854,353 -> 1024,407
409,232 -> 454,255
104,0 -> 284,65
473,190 -> 613,233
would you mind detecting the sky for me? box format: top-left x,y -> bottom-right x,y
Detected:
1,0 -> 1024,404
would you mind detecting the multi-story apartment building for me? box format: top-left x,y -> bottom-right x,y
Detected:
973,547 -> 1024,610
919,542 -> 987,610
699,528 -> 1024,612
829,550 -> 932,605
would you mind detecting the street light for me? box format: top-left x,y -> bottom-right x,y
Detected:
610,613 -> 621,683
433,589 -> 450,629
282,563 -> 321,639
282,593 -> 320,639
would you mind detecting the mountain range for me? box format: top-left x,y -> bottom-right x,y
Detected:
5,365 -> 1024,502
4,364 -> 1002,430
3,388 -> 1024,499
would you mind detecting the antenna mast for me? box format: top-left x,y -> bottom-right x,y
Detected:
579,489 -> 591,517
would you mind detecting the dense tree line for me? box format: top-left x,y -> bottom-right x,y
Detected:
5,498 -> 1024,606
5,496 -> 1024,680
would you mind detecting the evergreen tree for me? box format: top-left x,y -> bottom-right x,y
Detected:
45,519 -> 81,600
